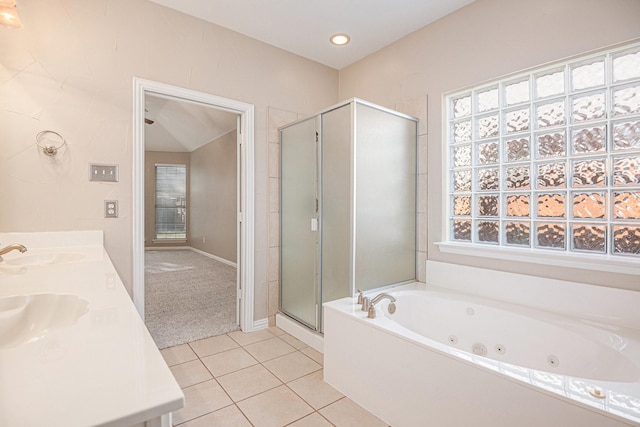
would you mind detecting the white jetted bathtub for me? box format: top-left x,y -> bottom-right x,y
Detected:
324,261 -> 640,427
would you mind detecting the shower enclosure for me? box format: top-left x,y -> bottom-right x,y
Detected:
280,98 -> 417,332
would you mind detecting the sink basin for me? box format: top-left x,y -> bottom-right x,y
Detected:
0,253 -> 85,268
0,294 -> 89,349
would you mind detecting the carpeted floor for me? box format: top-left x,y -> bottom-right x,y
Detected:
144,249 -> 239,349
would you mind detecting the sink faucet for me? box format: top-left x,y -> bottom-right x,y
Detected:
0,243 -> 28,262
367,293 -> 396,318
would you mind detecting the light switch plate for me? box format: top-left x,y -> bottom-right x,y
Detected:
90,164 -> 119,182
105,200 -> 118,218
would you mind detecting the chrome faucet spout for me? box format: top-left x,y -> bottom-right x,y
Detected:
370,293 -> 396,306
0,243 -> 28,262
367,292 -> 397,318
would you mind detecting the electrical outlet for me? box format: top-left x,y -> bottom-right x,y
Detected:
90,164 -> 119,182
105,200 -> 118,218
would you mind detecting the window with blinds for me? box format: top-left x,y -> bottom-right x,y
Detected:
155,164 -> 187,240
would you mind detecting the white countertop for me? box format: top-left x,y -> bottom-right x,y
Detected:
0,231 -> 184,427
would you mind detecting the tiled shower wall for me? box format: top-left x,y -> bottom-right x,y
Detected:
266,99 -> 428,325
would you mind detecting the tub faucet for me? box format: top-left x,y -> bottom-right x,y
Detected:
0,243 -> 28,262
368,293 -> 397,318
357,289 -> 371,312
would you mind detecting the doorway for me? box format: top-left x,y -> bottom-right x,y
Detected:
133,78 -> 256,336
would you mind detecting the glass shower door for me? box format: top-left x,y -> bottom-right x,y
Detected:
280,118 -> 318,329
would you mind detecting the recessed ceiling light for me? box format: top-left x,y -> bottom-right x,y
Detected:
330,34 -> 350,46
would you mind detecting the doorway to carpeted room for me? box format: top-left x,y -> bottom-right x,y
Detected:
144,249 -> 239,349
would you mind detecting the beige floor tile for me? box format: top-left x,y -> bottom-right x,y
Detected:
179,404 -> 252,427
278,333 -> 307,350
263,351 -> 321,383
160,344 -> 197,367
172,379 -> 233,425
267,326 -> 286,336
287,370 -> 343,410
216,364 -> 281,402
319,397 -> 388,427
228,329 -> 275,346
287,412 -> 334,427
243,337 -> 296,362
236,385 -> 313,427
189,334 -> 239,358
201,347 -> 258,377
299,347 -> 323,366
169,359 -> 213,388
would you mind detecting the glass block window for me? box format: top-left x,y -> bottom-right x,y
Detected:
155,164 -> 187,240
447,42 -> 640,257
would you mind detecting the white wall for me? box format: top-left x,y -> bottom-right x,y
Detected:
0,0 -> 338,322
189,130 -> 237,263
339,0 -> 640,290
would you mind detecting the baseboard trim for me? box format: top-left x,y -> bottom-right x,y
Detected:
276,313 -> 324,354
145,246 -> 191,251
252,318 -> 269,331
189,247 -> 237,268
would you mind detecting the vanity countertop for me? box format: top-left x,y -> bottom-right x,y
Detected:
0,231 -> 184,427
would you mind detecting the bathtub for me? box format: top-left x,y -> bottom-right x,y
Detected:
324,261 -> 640,427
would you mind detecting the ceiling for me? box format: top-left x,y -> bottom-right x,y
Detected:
144,0 -> 475,151
149,0 -> 475,70
144,94 -> 237,152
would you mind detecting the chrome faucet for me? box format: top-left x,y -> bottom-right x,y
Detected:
0,243 -> 28,262
367,292 -> 397,319
357,289 -> 371,312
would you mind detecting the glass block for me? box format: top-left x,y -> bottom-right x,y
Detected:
537,132 -> 565,158
613,50 -> 640,82
453,220 -> 472,241
453,170 -> 472,192
537,162 -> 566,188
572,92 -> 605,123
572,192 -> 606,219
536,70 -> 564,99
478,115 -> 499,139
478,221 -> 499,243
613,85 -> 640,116
506,194 -> 530,217
506,137 -> 530,162
572,158 -> 606,187
571,60 -> 605,90
613,225 -> 640,255
505,79 -> 530,105
478,168 -> 499,191
571,125 -> 606,154
453,145 -> 472,167
453,95 -> 471,118
613,155 -> 640,186
536,222 -> 565,249
478,141 -> 499,165
614,191 -> 640,219
478,195 -> 499,216
613,120 -> 640,151
505,108 -> 530,133
537,101 -> 565,128
506,222 -> 530,246
537,193 -> 565,218
477,88 -> 499,113
453,195 -> 471,216
505,166 -> 530,189
572,224 -> 606,253
453,120 -> 472,143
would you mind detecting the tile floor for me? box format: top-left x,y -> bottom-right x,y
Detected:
161,326 -> 389,426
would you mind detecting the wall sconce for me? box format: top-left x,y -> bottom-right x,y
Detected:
0,0 -> 23,28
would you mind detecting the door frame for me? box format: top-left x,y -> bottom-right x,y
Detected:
132,77 -> 256,332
